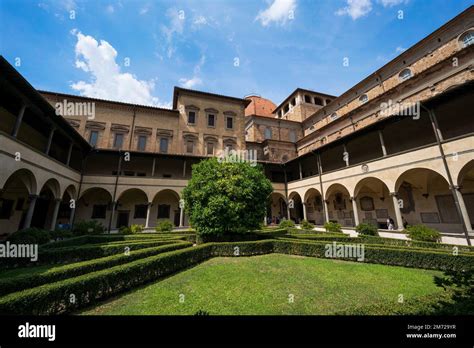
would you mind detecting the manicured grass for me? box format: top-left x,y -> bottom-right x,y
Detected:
81,254 -> 444,315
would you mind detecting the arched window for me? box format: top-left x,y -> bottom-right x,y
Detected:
359,94 -> 368,104
459,30 -> 474,48
398,68 -> 412,81
330,113 -> 338,121
314,97 -> 323,106
264,127 -> 272,139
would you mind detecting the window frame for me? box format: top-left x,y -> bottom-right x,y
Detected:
187,110 -> 197,125
225,115 -> 234,130
398,68 -> 412,81
113,133 -> 124,149
207,113 -> 216,128
89,130 -> 99,147
137,135 -> 147,151
159,137 -> 169,153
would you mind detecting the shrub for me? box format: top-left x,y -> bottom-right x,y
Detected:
72,220 -> 105,236
6,228 -> 51,245
279,219 -> 295,229
324,221 -> 342,233
300,220 -> 314,230
356,223 -> 379,236
130,224 -> 144,233
50,228 -> 73,240
183,157 -> 273,237
0,241 -> 192,296
0,240 -> 471,314
119,226 -> 132,234
406,225 -> 441,243
156,220 -> 174,233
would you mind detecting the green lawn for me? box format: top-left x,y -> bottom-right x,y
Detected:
81,254 -> 445,315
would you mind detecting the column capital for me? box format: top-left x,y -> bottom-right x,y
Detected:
389,192 -> 398,197
28,194 -> 39,200
54,198 -> 62,203
350,196 -> 356,201
450,185 -> 461,191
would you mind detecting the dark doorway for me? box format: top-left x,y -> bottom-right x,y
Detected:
31,197 -> 51,229
117,210 -> 129,228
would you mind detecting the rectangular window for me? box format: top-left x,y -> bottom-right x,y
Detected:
207,142 -> 214,155
134,204 -> 147,219
89,131 -> 99,146
137,135 -> 147,151
226,116 -> 233,129
157,204 -> 170,219
113,133 -> 124,149
159,138 -> 169,153
91,204 -> 107,219
207,114 -> 215,127
188,111 -> 196,125
186,141 -> 194,154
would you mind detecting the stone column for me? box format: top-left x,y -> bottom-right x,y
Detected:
302,202 -> 307,221
390,192 -> 403,230
179,206 -> 184,227
69,207 -> 76,226
145,202 -> 152,229
351,197 -> 360,226
12,104 -> 26,138
378,130 -> 387,156
453,186 -> 473,233
23,194 -> 38,229
324,200 -> 330,223
50,199 -> 62,231
66,142 -> 73,166
45,127 -> 56,155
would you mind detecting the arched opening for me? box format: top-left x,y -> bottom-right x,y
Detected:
325,183 -> 354,227
289,192 -> 303,224
0,169 -> 37,235
395,168 -> 462,233
56,185 -> 77,229
76,187 -> 113,228
116,189 -> 149,229
151,189 -> 181,227
267,192 -> 287,225
458,160 -> 474,230
304,188 -> 324,225
31,179 -> 60,230
354,177 -> 393,229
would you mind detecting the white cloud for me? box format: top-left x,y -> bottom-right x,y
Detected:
179,77 -> 203,89
255,0 -> 296,27
395,46 -> 406,53
378,0 -> 407,7
194,15 -> 207,26
161,8 -> 186,58
336,0 -> 372,20
70,31 -> 169,107
106,4 -> 114,13
179,55 -> 206,89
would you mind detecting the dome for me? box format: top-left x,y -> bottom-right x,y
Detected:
244,95 -> 277,117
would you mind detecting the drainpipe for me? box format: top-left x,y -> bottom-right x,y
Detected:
128,107 -> 137,150
71,149 -> 89,230
420,103 -> 471,246
315,152 -> 328,224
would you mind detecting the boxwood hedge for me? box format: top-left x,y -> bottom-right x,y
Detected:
0,239 -> 472,315
0,241 -> 192,296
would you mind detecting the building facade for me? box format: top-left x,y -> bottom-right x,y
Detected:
0,6 -> 473,243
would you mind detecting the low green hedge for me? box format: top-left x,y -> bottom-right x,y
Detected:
0,241 -> 192,296
287,227 -> 345,235
0,239 -> 472,315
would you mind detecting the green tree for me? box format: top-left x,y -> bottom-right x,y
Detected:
183,157 -> 273,237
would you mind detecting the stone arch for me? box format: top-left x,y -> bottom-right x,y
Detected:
1,168 -> 37,195
303,188 -> 324,225
76,187 -> 113,228
456,159 -> 474,232
40,178 -> 61,200
267,192 -> 287,224
114,188 -> 149,229
325,183 -> 354,227
457,160 -> 474,188
288,191 -> 303,223
394,167 -> 462,233
151,189 -> 181,227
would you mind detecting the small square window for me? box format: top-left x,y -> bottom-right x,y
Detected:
188,111 -> 196,125
157,204 -> 170,219
91,204 -> 107,219
226,116 -> 233,129
137,135 -> 147,151
134,204 -> 147,219
208,114 -> 215,127
113,133 -> 124,149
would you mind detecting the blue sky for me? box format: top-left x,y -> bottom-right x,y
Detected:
0,0 -> 472,108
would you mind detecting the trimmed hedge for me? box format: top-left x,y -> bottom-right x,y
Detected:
0,241 -> 192,296
287,227 -> 345,235
0,239 -> 472,315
